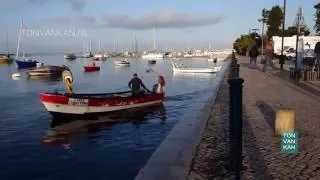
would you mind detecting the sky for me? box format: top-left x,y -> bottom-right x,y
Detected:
0,0 -> 317,53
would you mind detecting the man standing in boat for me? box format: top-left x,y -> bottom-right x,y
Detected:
128,73 -> 150,96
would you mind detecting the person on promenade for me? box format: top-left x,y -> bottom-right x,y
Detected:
128,73 -> 150,96
263,38 -> 277,72
313,41 -> 320,72
249,44 -> 259,65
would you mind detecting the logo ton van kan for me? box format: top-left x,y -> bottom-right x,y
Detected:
281,132 -> 299,154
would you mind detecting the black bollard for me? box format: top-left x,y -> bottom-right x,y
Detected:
236,64 -> 240,77
228,77 -> 244,180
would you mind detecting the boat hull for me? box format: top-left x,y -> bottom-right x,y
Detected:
114,61 -> 130,66
26,66 -> 68,76
141,54 -> 164,60
40,92 -> 164,119
173,69 -> 218,73
15,60 -> 38,69
84,66 -> 100,72
172,62 -> 221,73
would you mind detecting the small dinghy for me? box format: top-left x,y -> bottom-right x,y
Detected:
84,66 -> 100,72
39,70 -> 166,119
0,55 -> 13,64
148,60 -> 156,64
64,53 -> 77,60
84,61 -> 100,72
114,59 -> 130,66
172,61 -> 221,73
26,65 -> 69,76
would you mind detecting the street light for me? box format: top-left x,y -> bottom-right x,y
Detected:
280,0 -> 286,70
258,8 -> 269,56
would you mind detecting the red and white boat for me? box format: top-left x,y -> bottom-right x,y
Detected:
39,71 -> 166,119
84,66 -> 100,72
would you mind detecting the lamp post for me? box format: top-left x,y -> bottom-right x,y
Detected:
280,0 -> 286,70
258,8 -> 269,56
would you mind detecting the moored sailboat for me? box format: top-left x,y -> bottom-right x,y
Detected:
14,19 -> 40,69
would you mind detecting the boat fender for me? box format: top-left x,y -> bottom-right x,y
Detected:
62,70 -> 73,94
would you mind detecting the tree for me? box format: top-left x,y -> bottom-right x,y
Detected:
233,34 -> 256,55
314,4 -> 320,35
266,6 -> 283,38
284,26 -> 311,36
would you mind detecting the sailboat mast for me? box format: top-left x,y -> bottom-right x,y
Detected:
6,32 -> 9,55
98,40 -> 101,52
153,25 -> 156,50
89,40 -> 92,52
83,40 -> 86,53
16,19 -> 23,59
113,40 -> 116,52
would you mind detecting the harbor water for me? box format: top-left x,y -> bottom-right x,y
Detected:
0,55 -> 227,180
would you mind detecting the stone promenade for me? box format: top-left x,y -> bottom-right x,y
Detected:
188,57 -> 320,179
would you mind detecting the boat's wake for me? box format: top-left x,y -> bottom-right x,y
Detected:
164,89 -> 210,102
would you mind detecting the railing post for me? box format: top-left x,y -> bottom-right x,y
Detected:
228,77 -> 244,180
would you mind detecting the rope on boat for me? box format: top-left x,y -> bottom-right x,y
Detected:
62,70 -> 73,94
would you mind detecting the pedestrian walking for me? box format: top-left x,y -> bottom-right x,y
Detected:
263,38 -> 277,72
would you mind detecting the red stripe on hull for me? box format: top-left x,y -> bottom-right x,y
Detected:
40,93 -> 69,104
40,93 -> 164,107
84,66 -> 100,72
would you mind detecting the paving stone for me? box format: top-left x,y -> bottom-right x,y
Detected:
188,57 -> 320,179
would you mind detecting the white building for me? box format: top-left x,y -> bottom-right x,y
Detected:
272,35 -> 320,55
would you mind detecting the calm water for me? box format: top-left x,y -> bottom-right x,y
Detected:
0,55 -> 226,180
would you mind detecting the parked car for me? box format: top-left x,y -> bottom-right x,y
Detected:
284,48 -> 296,60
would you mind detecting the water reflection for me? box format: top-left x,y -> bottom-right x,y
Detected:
43,104 -> 166,148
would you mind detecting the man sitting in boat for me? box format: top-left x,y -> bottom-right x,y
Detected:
128,73 -> 150,96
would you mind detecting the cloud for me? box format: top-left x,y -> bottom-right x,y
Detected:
26,0 -> 87,11
101,9 -> 225,30
77,16 -> 96,24
42,16 -> 96,26
43,17 -> 71,24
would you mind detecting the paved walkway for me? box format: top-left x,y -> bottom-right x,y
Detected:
188,57 -> 320,179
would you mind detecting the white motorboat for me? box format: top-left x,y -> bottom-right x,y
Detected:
172,62 -> 221,73
183,54 -> 193,58
93,54 -> 106,61
114,59 -> 130,66
64,53 -> 76,60
141,53 -> 164,60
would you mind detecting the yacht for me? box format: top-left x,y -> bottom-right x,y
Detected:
141,52 -> 164,60
141,26 -> 164,60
